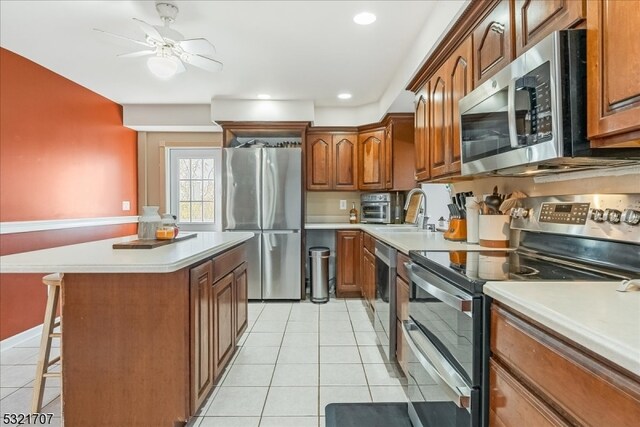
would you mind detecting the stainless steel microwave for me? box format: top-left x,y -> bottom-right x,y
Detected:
459,30 -> 639,176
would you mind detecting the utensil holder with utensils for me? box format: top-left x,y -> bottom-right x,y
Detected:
478,215 -> 511,248
444,191 -> 473,241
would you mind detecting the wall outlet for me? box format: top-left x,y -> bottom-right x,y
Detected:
339,200 -> 347,210
122,200 -> 131,211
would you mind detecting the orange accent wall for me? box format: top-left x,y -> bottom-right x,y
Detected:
0,48 -> 138,340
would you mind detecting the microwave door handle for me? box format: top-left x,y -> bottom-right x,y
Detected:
507,79 -> 519,148
402,320 -> 471,410
405,262 -> 473,314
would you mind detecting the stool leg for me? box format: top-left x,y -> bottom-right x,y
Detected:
31,284 -> 60,412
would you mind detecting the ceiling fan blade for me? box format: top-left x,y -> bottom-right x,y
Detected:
182,53 -> 223,72
117,50 -> 156,58
93,28 -> 151,47
175,58 -> 187,74
132,18 -> 164,43
177,38 -> 216,55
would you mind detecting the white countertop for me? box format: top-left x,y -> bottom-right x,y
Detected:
484,281 -> 640,376
305,223 -> 486,254
0,232 -> 254,274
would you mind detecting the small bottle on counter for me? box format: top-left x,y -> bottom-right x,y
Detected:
349,202 -> 358,224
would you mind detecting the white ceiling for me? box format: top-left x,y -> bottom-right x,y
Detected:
1,1 -> 468,126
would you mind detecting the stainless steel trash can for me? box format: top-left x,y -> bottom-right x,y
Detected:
309,247 -> 330,304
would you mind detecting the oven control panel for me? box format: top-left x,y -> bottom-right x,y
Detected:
539,203 -> 590,224
511,194 -> 640,244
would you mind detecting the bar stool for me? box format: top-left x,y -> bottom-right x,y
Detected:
31,273 -> 63,412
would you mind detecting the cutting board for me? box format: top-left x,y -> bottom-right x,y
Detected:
404,193 -> 423,224
112,233 -> 197,249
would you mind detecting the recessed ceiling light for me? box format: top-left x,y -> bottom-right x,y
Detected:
353,12 -> 376,25
338,93 -> 353,100
257,94 -> 271,100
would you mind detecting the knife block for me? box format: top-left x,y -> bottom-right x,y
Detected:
444,219 -> 467,241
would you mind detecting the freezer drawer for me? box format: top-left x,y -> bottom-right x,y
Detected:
262,231 -> 302,299
262,148 -> 302,230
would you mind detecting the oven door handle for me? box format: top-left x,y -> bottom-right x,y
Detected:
402,319 -> 471,410
405,262 -> 473,314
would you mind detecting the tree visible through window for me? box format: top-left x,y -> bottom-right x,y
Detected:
169,149 -> 220,226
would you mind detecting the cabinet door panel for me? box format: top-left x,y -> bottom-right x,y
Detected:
358,130 -> 385,190
336,230 -> 362,297
473,0 -> 512,86
514,0 -> 585,56
190,260 -> 213,412
414,93 -> 430,181
212,273 -> 234,379
587,0 -> 640,145
490,359 -> 571,427
306,134 -> 332,190
333,134 -> 358,190
448,37 -> 473,174
430,74 -> 448,178
233,262 -> 248,341
384,124 -> 393,189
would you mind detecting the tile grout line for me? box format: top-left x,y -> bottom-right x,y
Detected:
348,303 -> 375,402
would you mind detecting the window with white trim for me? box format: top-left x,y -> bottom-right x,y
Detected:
168,148 -> 221,230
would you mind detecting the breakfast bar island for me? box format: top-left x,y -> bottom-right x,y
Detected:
0,232 -> 254,427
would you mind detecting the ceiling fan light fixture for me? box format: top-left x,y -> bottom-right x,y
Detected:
146,55 -> 180,79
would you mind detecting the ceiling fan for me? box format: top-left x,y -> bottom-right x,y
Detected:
94,1 -> 223,79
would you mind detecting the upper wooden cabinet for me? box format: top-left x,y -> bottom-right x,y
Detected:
428,36 -> 473,180
306,132 -> 358,191
587,0 -> 640,147
513,0 -> 585,56
414,91 -> 430,182
473,0 -> 513,86
358,129 -> 386,190
306,134 -> 332,190
333,134 -> 359,189
385,114 -> 417,191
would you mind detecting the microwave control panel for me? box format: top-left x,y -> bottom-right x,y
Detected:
539,203 -> 590,224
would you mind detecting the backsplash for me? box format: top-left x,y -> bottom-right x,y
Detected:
451,167 -> 640,198
306,191 -> 361,223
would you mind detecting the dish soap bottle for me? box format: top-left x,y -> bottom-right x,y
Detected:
349,202 -> 358,224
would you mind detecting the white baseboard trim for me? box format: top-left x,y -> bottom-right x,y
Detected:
0,323 -> 43,352
0,216 -> 138,235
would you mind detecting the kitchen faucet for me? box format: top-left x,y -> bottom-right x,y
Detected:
404,187 -> 429,229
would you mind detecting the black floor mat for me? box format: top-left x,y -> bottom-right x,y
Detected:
325,402 -> 412,427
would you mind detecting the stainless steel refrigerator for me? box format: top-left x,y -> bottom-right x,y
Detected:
222,147 -> 302,300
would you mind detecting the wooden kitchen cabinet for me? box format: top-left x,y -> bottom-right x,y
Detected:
358,129 -> 386,190
336,230 -> 362,297
587,0 -> 640,147
212,272 -> 235,380
513,0 -> 585,57
306,132 -> 358,190
414,90 -> 430,182
490,303 -> 640,427
473,0 -> 513,86
384,114 -> 416,190
306,134 -> 333,190
233,261 -> 248,341
189,260 -> 214,413
429,36 -> 473,179
361,234 -> 376,310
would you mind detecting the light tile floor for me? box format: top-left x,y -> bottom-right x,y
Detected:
193,299 -> 407,427
0,299 -> 406,427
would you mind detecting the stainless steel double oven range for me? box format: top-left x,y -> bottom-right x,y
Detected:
402,194 -> 640,427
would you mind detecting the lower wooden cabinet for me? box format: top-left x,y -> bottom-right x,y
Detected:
362,246 -> 376,310
189,260 -> 214,413
189,244 -> 247,415
212,272 -> 235,379
336,230 -> 362,297
490,303 -> 640,427
233,261 -> 248,340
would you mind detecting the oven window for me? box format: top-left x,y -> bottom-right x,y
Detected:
409,289 -> 473,384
